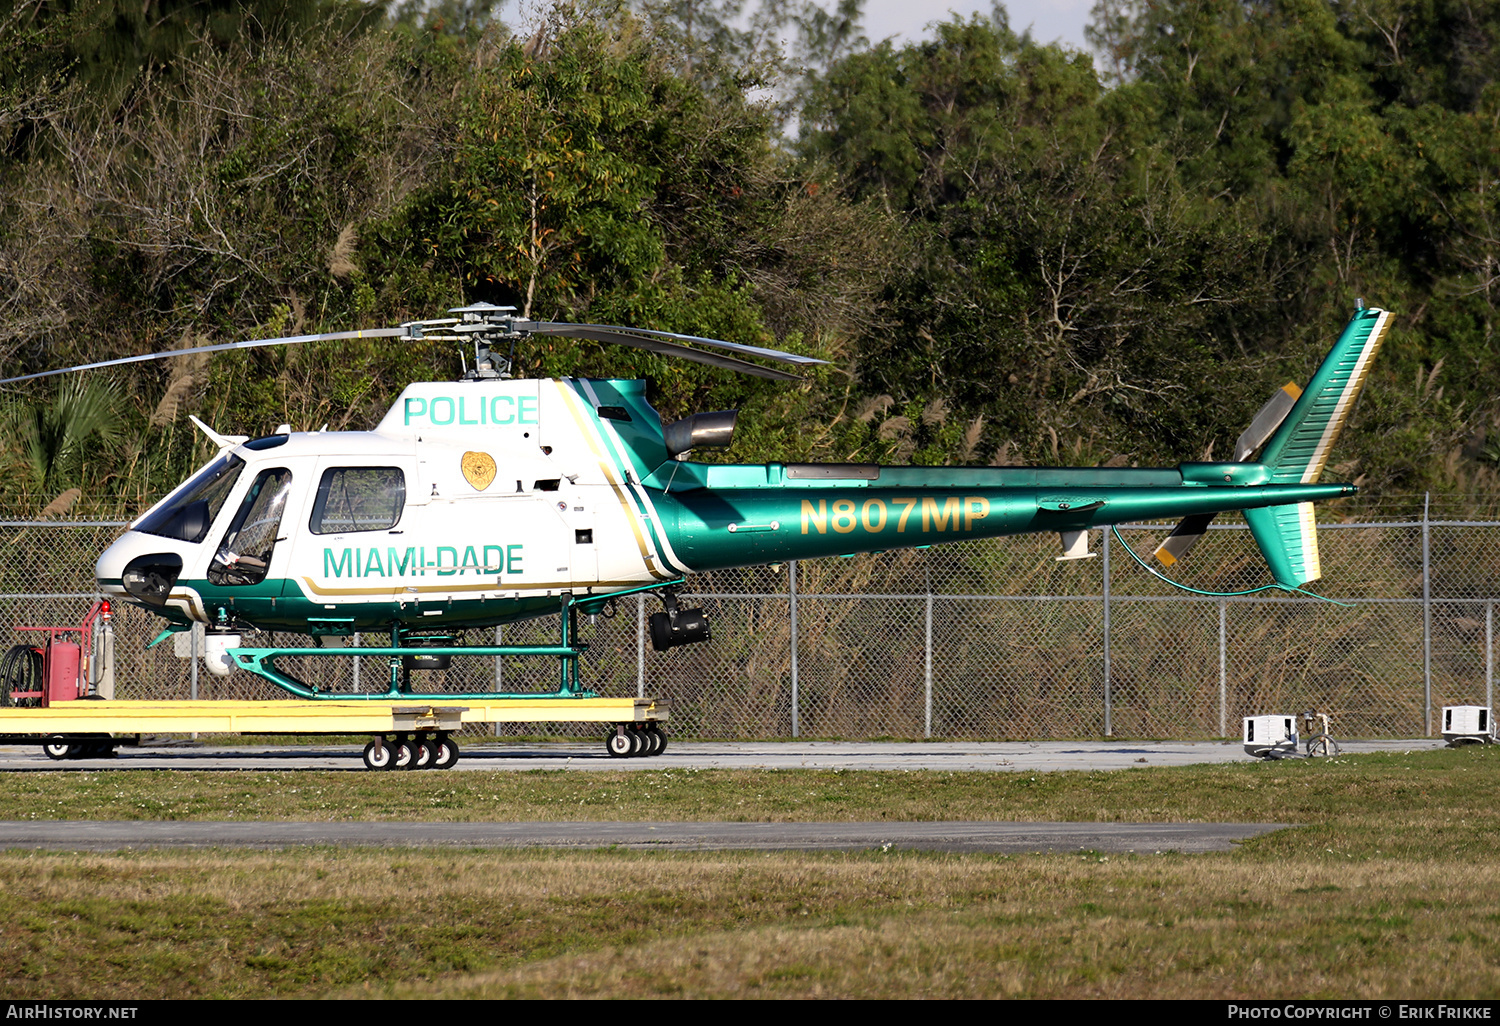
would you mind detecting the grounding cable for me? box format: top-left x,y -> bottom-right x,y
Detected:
1109,526 -> 1354,608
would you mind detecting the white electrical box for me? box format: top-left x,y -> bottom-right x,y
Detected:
1442,706 -> 1494,746
1243,715 -> 1298,759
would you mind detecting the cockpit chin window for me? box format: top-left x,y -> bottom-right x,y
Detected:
135,454 -> 245,543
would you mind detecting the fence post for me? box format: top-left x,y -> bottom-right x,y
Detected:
352,632 -> 361,693
924,576 -> 934,740
1488,600 -> 1493,717
636,595 -> 645,699
1219,599 -> 1228,738
1102,527 -> 1112,737
789,559 -> 799,738
1423,492 -> 1432,736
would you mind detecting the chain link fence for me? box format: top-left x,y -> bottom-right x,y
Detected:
3,497 -> 1497,739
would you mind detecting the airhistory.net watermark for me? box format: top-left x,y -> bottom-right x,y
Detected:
4,1007 -> 138,1019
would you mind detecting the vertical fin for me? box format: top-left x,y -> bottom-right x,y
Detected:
1260,308 -> 1393,483
1246,306 -> 1389,587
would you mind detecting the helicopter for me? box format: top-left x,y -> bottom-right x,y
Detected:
1,302 -> 1389,730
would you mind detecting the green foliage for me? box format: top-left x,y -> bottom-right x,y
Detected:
1086,0 -> 1500,497
425,13 -> 668,315
801,17 -> 1287,467
3,0 -> 1500,513
0,378 -> 125,502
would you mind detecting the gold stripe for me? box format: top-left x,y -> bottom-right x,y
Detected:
1298,502 -> 1322,583
1301,311 -> 1391,483
553,381 -> 669,579
298,577 -> 649,598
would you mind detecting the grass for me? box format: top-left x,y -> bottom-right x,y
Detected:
1,747 -> 1499,998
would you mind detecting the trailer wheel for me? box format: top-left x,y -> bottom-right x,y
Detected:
606,728 -> 632,758
434,737 -> 460,769
362,740 -> 392,771
392,739 -> 416,770
646,725 -> 666,756
42,739 -> 69,760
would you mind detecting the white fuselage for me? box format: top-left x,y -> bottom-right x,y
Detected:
96,379 -> 690,629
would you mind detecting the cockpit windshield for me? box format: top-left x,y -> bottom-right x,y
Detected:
135,453 -> 246,543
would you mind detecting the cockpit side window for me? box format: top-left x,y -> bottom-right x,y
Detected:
309,467 -> 406,535
135,454 -> 245,543
208,468 -> 293,586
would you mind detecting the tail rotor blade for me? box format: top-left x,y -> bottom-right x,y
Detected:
1153,512 -> 1218,568
1234,383 -> 1302,462
1157,381 -> 1300,568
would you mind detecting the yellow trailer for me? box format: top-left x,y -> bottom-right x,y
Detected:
0,696 -> 670,769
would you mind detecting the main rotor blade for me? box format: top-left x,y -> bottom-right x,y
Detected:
0,327 -> 412,388
0,314 -> 824,387
532,323 -> 828,368
534,326 -> 804,381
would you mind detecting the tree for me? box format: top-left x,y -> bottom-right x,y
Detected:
1088,0 -> 1500,499
801,16 -> 1287,467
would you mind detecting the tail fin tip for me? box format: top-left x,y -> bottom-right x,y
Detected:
1259,306 -> 1393,485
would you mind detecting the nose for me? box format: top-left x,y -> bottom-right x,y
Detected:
96,532 -> 190,608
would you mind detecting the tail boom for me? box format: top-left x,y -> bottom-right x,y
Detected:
663,479 -> 1354,571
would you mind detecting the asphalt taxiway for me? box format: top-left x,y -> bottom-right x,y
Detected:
0,819 -> 1288,854
0,737 -> 1446,773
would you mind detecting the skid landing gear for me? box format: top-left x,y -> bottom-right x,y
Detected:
605,723 -> 666,758
363,732 -> 460,771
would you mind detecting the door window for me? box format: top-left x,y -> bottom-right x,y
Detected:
208,468 -> 293,586
309,467 -> 406,534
